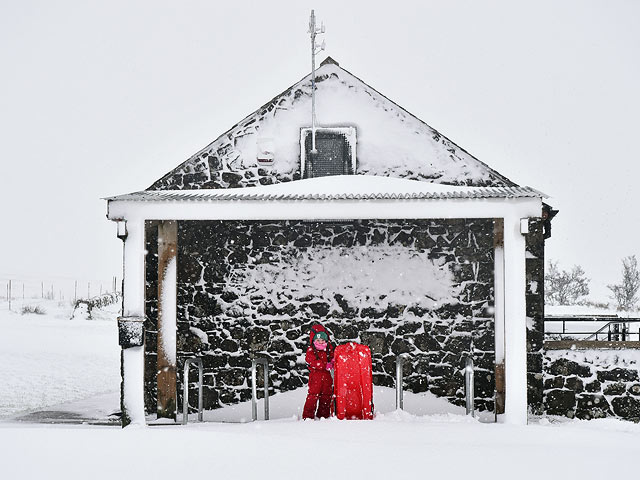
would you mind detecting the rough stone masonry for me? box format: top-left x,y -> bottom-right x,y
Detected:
544,349 -> 640,422
144,218 -> 500,416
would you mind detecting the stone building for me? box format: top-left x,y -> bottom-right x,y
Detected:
106,57 -> 552,426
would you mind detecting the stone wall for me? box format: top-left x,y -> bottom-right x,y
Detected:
526,219 -> 545,414
144,221 -> 159,411
144,219 -> 497,415
544,349 -> 640,421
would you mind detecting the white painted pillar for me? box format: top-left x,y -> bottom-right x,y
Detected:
502,214 -> 528,425
119,218 -> 147,427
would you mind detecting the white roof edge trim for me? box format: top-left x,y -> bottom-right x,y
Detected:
104,175 -> 547,202
106,195 -> 543,223
104,188 -> 547,203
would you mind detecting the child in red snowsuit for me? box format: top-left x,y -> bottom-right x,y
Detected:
302,324 -> 334,419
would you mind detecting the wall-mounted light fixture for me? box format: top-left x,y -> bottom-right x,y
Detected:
116,220 -> 128,239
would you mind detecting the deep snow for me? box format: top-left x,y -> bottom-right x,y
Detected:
2,298 -> 640,479
1,415 -> 639,479
0,298 -> 120,418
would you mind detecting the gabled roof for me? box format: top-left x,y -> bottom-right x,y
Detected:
148,57 -> 518,191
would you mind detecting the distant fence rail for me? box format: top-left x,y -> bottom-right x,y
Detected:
2,277 -> 120,303
545,316 -> 640,342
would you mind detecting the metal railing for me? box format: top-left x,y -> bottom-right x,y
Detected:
586,321 -> 639,341
251,357 -> 270,421
545,316 -> 640,341
395,354 -> 409,410
182,357 -> 204,425
464,357 -> 475,417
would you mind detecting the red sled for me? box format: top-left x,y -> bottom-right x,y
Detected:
334,342 -> 374,420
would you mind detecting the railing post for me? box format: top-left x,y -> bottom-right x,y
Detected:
464,357 -> 475,417
251,358 -> 270,421
182,358 -> 204,425
395,354 -> 409,410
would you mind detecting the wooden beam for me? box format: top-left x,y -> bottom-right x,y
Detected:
157,220 -> 178,419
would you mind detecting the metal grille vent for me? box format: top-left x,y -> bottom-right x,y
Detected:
304,131 -> 352,178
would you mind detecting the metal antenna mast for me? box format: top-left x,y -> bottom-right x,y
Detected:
308,9 -> 325,154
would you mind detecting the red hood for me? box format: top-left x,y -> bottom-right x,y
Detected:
309,324 -> 331,347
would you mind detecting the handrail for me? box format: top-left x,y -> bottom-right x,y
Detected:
396,353 -> 409,410
251,357 -> 270,421
395,354 -> 410,410
585,321 -> 632,341
544,317 -> 640,341
464,357 -> 475,417
182,357 -> 204,425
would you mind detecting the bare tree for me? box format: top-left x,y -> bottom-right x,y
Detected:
545,260 -> 590,305
608,255 -> 640,312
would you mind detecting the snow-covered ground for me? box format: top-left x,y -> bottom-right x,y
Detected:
1,299 -> 640,479
0,298 -> 120,418
198,385 -> 467,423
1,414 -> 639,479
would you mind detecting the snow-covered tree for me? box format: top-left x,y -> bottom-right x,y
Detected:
608,255 -> 640,312
545,260 -> 590,305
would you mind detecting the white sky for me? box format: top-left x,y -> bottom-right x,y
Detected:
0,0 -> 638,301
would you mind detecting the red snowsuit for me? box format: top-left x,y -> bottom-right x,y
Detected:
302,324 -> 334,419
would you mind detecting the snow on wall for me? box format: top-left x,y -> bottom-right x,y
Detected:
228,246 -> 459,314
149,62 -> 515,191
143,218 -> 498,415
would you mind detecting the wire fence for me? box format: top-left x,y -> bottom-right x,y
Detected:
1,275 -> 121,311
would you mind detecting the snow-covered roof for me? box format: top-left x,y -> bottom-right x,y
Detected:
107,175 -> 545,203
147,57 -> 520,191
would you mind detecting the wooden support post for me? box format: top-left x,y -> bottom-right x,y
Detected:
493,218 -> 505,416
157,220 -> 178,419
